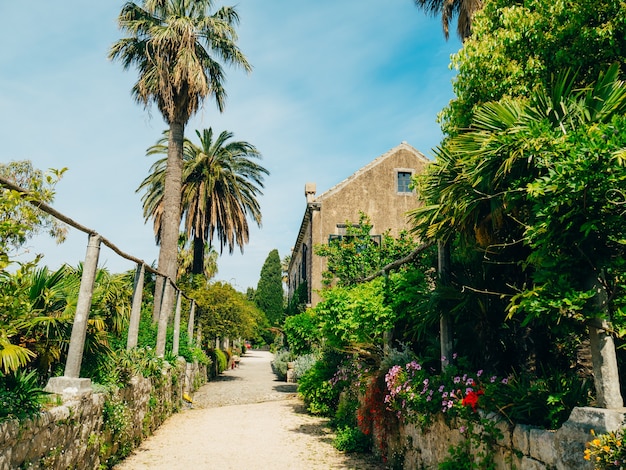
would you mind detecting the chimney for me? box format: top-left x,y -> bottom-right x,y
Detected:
305,182 -> 316,203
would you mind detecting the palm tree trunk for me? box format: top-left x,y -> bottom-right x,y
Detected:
192,236 -> 205,275
155,120 -> 185,356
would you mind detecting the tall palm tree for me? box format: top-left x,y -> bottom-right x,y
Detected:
110,0 -> 251,355
138,128 -> 269,275
414,0 -> 483,40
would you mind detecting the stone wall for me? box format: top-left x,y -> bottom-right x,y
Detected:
0,359 -> 207,470
380,406 -> 626,469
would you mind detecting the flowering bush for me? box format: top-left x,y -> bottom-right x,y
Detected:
384,354 -> 505,428
584,428 -> 626,468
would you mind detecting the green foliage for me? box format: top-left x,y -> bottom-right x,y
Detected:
413,57 -> 626,382
207,348 -> 227,377
491,368 -> 592,429
383,261 -> 439,350
255,249 -> 285,325
0,161 -> 67,267
283,308 -> 319,355
0,263 -> 133,379
285,280 -> 308,316
443,0 -> 626,134
94,346 -> 168,388
193,281 -> 264,342
0,370 -> 48,421
313,277 -> 394,350
298,350 -> 345,416
438,419 -> 502,470
333,425 -> 372,453
189,346 -> 212,366
101,393 -> 133,466
315,213 -> 418,287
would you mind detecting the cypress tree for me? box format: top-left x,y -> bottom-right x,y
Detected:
255,249 -> 284,325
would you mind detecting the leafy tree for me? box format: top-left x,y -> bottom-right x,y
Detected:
315,213 -> 418,288
255,249 -> 284,325
192,281 -> 264,341
313,278 -> 394,352
110,0 -> 251,355
137,128 -> 268,275
442,0 -> 626,134
283,307 -> 318,355
0,161 -> 67,268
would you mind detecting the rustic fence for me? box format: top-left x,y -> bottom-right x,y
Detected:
0,176 -> 197,396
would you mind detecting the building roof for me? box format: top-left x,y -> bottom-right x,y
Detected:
313,141 -> 429,203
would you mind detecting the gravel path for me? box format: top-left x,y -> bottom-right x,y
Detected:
114,350 -> 385,470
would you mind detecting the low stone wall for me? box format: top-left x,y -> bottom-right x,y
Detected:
0,359 -> 207,470
382,406 -> 626,469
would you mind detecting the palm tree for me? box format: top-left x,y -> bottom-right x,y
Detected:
138,128 -> 269,275
413,0 -> 483,41
177,231 -> 219,281
110,0 -> 251,355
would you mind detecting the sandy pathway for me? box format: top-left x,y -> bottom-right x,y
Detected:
114,350 -> 385,470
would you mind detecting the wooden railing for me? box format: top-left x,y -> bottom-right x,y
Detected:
0,176 -> 196,394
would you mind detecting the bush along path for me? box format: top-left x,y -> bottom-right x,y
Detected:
113,350 -> 385,470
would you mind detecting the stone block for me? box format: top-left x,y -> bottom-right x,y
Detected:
553,406 -> 626,470
512,423 -> 531,456
45,377 -> 92,397
529,428 -> 556,466
521,455 -> 549,469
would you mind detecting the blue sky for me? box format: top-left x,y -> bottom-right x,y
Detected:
0,1 -> 461,291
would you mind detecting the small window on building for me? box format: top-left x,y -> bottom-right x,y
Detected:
397,171 -> 413,193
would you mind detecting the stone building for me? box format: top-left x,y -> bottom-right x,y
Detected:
287,141 -> 429,307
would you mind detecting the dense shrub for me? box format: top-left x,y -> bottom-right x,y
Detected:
271,349 -> 293,381
333,425 -> 372,453
0,370 -> 48,421
298,350 -> 344,416
293,353 -> 318,382
206,348 -> 227,377
283,309 -> 318,355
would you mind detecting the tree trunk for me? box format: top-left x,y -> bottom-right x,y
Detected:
155,120 -> 185,356
192,236 -> 205,275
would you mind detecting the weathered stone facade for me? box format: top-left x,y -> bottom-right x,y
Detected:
0,360 -> 207,470
287,142 -> 429,306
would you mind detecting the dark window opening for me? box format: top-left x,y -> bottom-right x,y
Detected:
397,171 -> 413,193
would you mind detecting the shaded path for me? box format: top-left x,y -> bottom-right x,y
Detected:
114,350 -> 385,469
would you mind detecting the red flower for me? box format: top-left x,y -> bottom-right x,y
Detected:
461,390 -> 484,412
